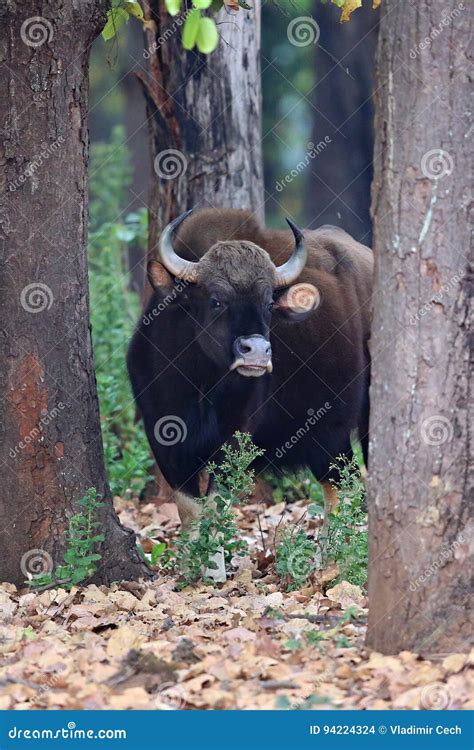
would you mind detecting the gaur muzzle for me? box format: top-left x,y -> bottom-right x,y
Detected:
231,334 -> 273,377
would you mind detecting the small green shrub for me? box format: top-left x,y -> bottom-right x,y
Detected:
174,433 -> 263,588
323,456 -> 368,587
275,526 -> 317,591
29,488 -> 105,590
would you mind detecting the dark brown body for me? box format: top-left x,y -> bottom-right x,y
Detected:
128,209 -> 373,505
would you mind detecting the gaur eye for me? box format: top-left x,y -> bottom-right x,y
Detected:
210,297 -> 222,309
267,301 -> 275,312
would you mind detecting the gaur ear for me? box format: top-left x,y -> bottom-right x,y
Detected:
147,260 -> 174,290
273,282 -> 320,321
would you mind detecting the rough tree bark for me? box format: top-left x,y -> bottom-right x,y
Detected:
367,0 -> 472,654
305,0 -> 379,243
141,0 -> 264,275
0,0 -> 150,585
139,0 -> 264,501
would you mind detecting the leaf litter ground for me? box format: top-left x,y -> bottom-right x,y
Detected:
0,497 -> 472,710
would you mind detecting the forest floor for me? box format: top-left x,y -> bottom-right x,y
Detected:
0,496 -> 472,711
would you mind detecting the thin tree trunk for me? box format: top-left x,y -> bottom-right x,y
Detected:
139,0 -> 264,502
123,22 -> 149,294
305,0 -> 379,243
0,0 -> 150,585
367,0 -> 472,655
141,0 -> 264,276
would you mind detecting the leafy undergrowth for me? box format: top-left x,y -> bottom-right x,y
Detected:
0,496 -> 472,711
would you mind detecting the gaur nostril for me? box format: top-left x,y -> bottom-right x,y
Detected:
234,335 -> 272,361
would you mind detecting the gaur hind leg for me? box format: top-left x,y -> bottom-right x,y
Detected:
174,486 -> 201,530
165,471 -> 229,584
321,481 -> 339,516
308,441 -> 354,547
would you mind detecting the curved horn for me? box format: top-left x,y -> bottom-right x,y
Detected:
274,218 -> 308,287
158,209 -> 199,282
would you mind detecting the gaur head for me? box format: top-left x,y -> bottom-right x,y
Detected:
148,211 -> 319,378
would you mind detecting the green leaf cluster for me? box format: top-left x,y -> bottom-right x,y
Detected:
182,7 -> 218,54
102,0 -> 144,41
173,432 -> 264,588
89,127 -> 153,497
323,456 -> 368,587
29,489 -> 105,590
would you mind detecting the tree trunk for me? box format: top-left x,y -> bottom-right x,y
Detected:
305,1 -> 379,244
123,22 -> 149,294
139,0 -> 264,502
141,0 -> 264,273
367,0 -> 472,655
0,0 -> 150,586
